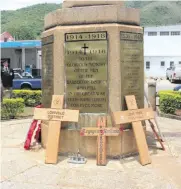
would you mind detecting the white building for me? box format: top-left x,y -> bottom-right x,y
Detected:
144,25 -> 181,78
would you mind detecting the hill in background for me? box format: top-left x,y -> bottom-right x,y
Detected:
1,1 -> 181,40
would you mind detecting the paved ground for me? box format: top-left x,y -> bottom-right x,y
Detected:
1,117 -> 181,189
155,79 -> 180,92
145,79 -> 180,93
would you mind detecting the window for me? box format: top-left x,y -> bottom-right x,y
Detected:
160,31 -> 169,36
171,31 -> 180,36
161,61 -> 165,67
170,61 -> 174,67
14,73 -> 22,79
148,32 -> 157,36
146,61 -> 150,69
179,61 -> 181,64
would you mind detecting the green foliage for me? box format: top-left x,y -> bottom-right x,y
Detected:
1,98 -> 25,120
12,90 -> 42,107
1,2 -> 181,40
139,1 -> 181,26
1,3 -> 60,40
159,91 -> 181,114
7,24 -> 36,40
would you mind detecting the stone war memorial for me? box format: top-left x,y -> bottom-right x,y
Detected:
41,0 -> 145,161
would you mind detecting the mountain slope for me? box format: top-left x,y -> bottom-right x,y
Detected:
1,3 -> 60,39
140,1 -> 181,26
1,1 -> 181,40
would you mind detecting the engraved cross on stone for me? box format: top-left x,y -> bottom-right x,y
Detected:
81,43 -> 89,55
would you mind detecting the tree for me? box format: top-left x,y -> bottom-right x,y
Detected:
7,24 -> 36,40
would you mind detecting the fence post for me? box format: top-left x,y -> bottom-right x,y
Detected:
148,81 -> 156,111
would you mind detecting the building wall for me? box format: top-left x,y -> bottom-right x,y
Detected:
144,25 -> 181,78
37,50 -> 42,69
1,48 -> 21,68
25,49 -> 37,67
144,56 -> 181,78
1,48 -> 39,69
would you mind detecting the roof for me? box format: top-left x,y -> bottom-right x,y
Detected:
0,32 -> 14,42
144,25 -> 181,32
0,40 -> 41,48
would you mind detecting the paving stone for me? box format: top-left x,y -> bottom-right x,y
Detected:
57,168 -> 133,189
0,181 -> 61,189
1,119 -> 32,127
1,158 -> 37,181
1,117 -> 181,188
1,123 -> 30,139
1,138 -> 24,148
11,165 -> 69,185
1,148 -> 27,162
128,168 -> 179,189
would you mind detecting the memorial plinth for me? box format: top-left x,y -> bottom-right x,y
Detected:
41,0 -> 144,157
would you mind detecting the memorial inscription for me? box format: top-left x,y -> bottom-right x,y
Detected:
42,35 -> 54,107
120,32 -> 144,109
65,32 -> 108,113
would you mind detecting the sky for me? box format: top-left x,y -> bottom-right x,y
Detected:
1,0 -> 63,10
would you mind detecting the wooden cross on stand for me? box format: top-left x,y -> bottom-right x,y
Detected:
33,95 -> 79,164
113,95 -> 155,166
80,116 -> 121,166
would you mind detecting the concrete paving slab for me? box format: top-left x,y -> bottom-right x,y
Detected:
1,148 -> 27,162
0,181 -> 61,189
1,122 -> 30,138
1,138 -> 24,148
0,117 -> 181,189
1,158 -> 37,181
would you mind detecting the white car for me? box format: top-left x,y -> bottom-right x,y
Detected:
169,65 -> 181,83
166,67 -> 172,80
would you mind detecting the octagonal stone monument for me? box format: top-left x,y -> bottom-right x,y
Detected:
41,0 -> 144,157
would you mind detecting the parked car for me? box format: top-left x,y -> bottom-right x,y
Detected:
173,85 -> 181,91
166,67 -> 172,80
13,73 -> 41,89
168,65 -> 181,83
14,72 -> 34,79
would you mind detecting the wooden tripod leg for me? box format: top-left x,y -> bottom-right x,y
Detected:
148,120 -> 165,151
151,118 -> 164,142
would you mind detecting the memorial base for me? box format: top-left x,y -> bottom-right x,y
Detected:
41,122 -> 145,157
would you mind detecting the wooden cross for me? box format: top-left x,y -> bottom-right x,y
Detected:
113,95 -> 154,165
80,116 -> 121,166
33,95 -> 79,164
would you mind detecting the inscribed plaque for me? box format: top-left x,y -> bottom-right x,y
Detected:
120,32 -> 144,109
65,32 -> 108,113
42,35 -> 54,107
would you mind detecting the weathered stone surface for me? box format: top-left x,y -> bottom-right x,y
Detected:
41,122 -> 141,157
41,23 -> 143,156
42,0 -> 143,158
44,6 -> 140,29
62,0 -> 124,8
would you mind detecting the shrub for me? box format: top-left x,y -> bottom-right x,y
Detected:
159,91 -> 181,114
1,98 -> 25,119
12,90 -> 42,106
